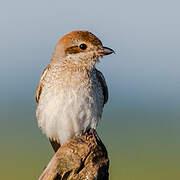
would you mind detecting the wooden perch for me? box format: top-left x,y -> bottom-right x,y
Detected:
39,129 -> 109,180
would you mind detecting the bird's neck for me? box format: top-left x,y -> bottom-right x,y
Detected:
50,56 -> 96,72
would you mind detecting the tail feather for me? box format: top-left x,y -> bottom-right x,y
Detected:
49,139 -> 61,152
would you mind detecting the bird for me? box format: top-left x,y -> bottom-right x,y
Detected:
36,30 -> 114,152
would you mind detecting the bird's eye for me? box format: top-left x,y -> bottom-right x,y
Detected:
79,43 -> 87,50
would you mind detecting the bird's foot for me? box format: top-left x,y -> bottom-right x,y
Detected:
86,128 -> 101,146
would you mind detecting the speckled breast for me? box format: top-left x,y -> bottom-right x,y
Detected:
36,67 -> 104,144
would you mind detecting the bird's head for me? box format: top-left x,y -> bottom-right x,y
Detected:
51,31 -> 114,69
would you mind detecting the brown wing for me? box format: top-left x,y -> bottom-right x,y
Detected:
35,65 -> 50,104
95,69 -> 108,105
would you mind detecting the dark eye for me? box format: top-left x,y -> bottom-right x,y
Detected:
79,43 -> 87,50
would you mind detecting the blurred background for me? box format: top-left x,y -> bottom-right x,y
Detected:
0,0 -> 180,179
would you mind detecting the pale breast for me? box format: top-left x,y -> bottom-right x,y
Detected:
36,67 -> 104,144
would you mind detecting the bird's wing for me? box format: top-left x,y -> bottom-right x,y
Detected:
35,65 -> 50,104
95,69 -> 109,105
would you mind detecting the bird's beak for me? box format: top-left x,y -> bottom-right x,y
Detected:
103,47 -> 115,56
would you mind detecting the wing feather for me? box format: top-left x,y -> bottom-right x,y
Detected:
95,69 -> 108,105
35,65 -> 50,104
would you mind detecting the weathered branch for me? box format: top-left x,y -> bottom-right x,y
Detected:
39,130 -> 109,180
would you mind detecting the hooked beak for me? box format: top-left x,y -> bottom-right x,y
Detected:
103,46 -> 115,55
